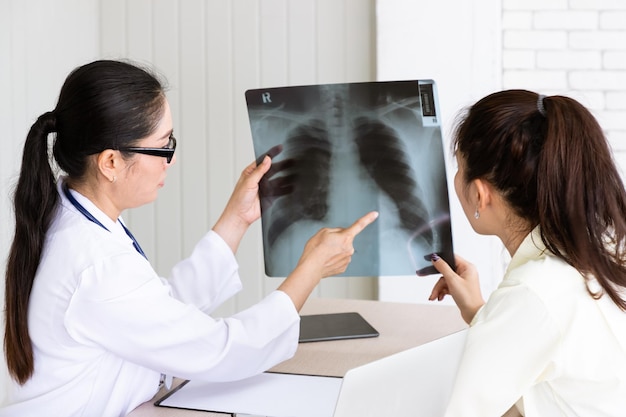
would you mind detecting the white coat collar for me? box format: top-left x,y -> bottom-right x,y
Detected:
57,178 -> 134,246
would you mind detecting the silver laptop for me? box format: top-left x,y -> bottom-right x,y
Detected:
333,329 -> 467,417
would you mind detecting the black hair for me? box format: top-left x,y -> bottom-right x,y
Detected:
4,59 -> 167,384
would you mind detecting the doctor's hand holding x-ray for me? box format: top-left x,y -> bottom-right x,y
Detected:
215,151 -> 379,310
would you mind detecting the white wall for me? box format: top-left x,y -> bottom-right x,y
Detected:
500,0 -> 626,170
376,0 -> 626,304
376,0 -> 507,304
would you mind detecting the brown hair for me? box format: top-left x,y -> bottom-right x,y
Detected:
454,89 -> 626,310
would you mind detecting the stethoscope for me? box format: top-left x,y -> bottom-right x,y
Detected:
62,182 -> 147,259
63,182 -> 173,387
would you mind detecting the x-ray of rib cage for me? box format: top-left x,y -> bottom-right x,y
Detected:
245,80 -> 454,277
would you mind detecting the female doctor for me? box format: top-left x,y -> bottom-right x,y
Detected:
429,90 -> 626,416
2,59 -> 378,417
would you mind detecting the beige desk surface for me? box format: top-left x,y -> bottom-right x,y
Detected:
128,297 -> 467,417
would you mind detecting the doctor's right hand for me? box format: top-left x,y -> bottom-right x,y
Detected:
278,211 -> 379,311
298,211 -> 379,278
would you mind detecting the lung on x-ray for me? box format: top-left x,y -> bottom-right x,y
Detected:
245,80 -> 454,277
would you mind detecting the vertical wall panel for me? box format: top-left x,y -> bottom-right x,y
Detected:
152,0 -> 183,274
231,0 -> 264,310
260,0 -> 288,87
205,1 -> 235,226
0,0 -> 16,270
180,0 -> 210,258
316,0 -> 347,83
286,1 -> 317,85
99,0 -> 127,55
204,1 -> 237,316
0,0 -> 16,404
126,0 -> 154,62
345,0 -> 376,81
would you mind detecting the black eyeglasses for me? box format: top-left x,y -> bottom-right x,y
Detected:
119,134 -> 177,164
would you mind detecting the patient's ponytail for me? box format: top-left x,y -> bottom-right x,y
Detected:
454,89 -> 626,311
537,94 -> 626,310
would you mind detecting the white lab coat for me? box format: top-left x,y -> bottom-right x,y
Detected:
0,181 -> 300,417
444,228 -> 626,416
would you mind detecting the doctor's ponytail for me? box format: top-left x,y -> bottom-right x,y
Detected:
4,111 -> 59,384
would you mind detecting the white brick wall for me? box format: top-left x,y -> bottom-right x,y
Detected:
501,0 -> 626,160
600,11 -> 626,29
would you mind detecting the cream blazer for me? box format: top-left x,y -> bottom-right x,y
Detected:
445,228 -> 626,417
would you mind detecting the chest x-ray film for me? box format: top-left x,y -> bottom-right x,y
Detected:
245,80 -> 454,277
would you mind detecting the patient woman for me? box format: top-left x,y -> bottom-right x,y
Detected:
1,59 -> 377,417
429,90 -> 626,416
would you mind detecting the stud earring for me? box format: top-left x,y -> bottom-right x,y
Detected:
111,176 -> 117,183
474,208 -> 480,219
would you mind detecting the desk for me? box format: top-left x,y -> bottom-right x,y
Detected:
128,298 -> 467,417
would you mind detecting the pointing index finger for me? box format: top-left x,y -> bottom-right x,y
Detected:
345,211 -> 379,237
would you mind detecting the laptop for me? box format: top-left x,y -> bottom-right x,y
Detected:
245,80 -> 455,278
155,329 -> 467,416
333,328 -> 467,416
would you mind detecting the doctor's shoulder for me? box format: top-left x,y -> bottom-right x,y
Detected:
40,206 -> 152,282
